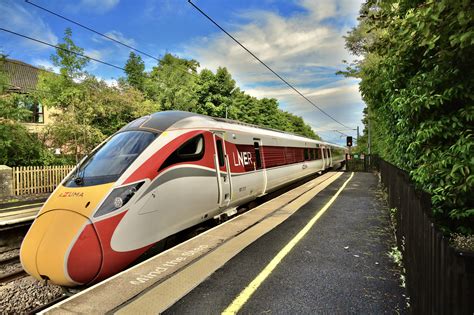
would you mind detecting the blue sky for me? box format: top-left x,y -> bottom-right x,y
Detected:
0,0 -> 365,145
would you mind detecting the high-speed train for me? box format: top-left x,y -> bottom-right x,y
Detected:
20,111 -> 347,286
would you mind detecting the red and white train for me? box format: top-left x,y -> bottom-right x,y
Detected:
20,111 -> 347,286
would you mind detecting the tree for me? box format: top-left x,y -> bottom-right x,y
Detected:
343,0 -> 474,232
51,28 -> 89,80
37,29 -> 158,162
124,52 -> 146,91
0,56 -> 59,166
195,67 -> 236,117
145,53 -> 199,111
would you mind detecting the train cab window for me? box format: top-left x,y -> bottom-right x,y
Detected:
254,142 -> 262,169
65,131 -> 157,187
159,134 -> 205,171
304,148 -> 310,161
328,149 -> 332,158
216,139 -> 225,167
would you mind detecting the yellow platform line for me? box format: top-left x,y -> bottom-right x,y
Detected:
222,172 -> 354,315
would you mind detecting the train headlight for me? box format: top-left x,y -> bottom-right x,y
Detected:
114,197 -> 124,209
94,182 -> 144,218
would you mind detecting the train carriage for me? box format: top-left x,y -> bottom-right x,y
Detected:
20,111 -> 346,286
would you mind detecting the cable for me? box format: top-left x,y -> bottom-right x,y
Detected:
25,0 -> 159,62
24,0 -> 198,79
0,28 -> 126,71
313,128 -> 357,132
187,0 -> 353,130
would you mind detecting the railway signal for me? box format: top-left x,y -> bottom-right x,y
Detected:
346,136 -> 353,147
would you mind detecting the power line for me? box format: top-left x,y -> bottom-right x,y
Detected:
313,128 -> 357,132
187,0 -> 353,130
0,28 -> 126,71
311,126 -> 351,137
24,0 -> 199,79
25,0 -> 158,62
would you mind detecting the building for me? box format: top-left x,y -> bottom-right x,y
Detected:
0,58 -> 56,133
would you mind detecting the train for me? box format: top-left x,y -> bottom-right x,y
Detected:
20,111 -> 347,286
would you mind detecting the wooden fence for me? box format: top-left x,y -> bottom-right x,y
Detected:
378,159 -> 474,314
12,165 -> 75,195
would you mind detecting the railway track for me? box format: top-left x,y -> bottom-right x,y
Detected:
0,171 -> 341,313
0,254 -> 28,284
0,269 -> 28,284
27,295 -> 69,314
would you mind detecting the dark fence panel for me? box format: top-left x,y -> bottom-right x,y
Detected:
379,159 -> 474,314
345,154 -> 379,172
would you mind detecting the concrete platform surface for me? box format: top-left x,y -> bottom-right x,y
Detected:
43,172 -> 343,314
163,172 -> 407,314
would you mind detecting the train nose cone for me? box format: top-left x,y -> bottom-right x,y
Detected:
20,210 -> 102,286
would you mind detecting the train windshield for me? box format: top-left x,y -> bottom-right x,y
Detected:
65,131 -> 156,187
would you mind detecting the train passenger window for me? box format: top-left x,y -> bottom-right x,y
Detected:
159,134 -> 205,171
310,148 -> 316,160
304,148 -> 310,161
177,135 -> 204,158
216,139 -> 225,167
254,142 -> 262,169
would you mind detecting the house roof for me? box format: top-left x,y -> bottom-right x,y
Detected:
0,58 -> 44,93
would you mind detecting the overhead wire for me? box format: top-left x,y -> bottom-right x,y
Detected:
187,0 -> 354,130
18,0 -> 355,139
24,0 -> 199,79
0,27 -> 126,71
25,0 -> 158,62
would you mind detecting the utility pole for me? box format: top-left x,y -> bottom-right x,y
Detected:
368,119 -> 371,155
356,126 -> 360,148
226,86 -> 238,119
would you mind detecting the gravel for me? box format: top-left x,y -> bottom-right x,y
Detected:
0,251 -> 65,313
0,276 -> 64,314
0,249 -> 19,262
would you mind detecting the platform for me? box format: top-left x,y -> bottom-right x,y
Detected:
42,172 -> 406,314
0,203 -> 43,227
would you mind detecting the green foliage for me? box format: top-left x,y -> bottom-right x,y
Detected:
124,52 -> 146,91
0,122 -> 52,166
37,29 -> 158,162
51,28 -> 89,79
344,0 -> 474,232
145,53 -> 199,111
139,54 -> 319,139
0,56 -> 62,166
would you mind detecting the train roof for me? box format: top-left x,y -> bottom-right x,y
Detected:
119,110 -> 346,149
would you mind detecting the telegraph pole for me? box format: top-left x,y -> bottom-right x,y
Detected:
368,119 -> 371,155
356,126 -> 360,148
226,86 -> 238,119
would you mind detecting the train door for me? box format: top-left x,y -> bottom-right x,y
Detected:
328,148 -> 333,167
253,138 -> 267,195
212,132 -> 232,208
321,147 -> 326,170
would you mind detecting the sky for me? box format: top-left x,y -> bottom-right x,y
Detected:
0,0 -> 365,145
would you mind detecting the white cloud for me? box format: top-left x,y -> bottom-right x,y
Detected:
299,0 -> 362,22
84,49 -> 103,60
0,0 -> 57,50
75,0 -> 120,13
31,58 -> 60,73
185,0 -> 365,139
104,31 -> 136,46
103,78 -> 119,87
92,30 -> 136,47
